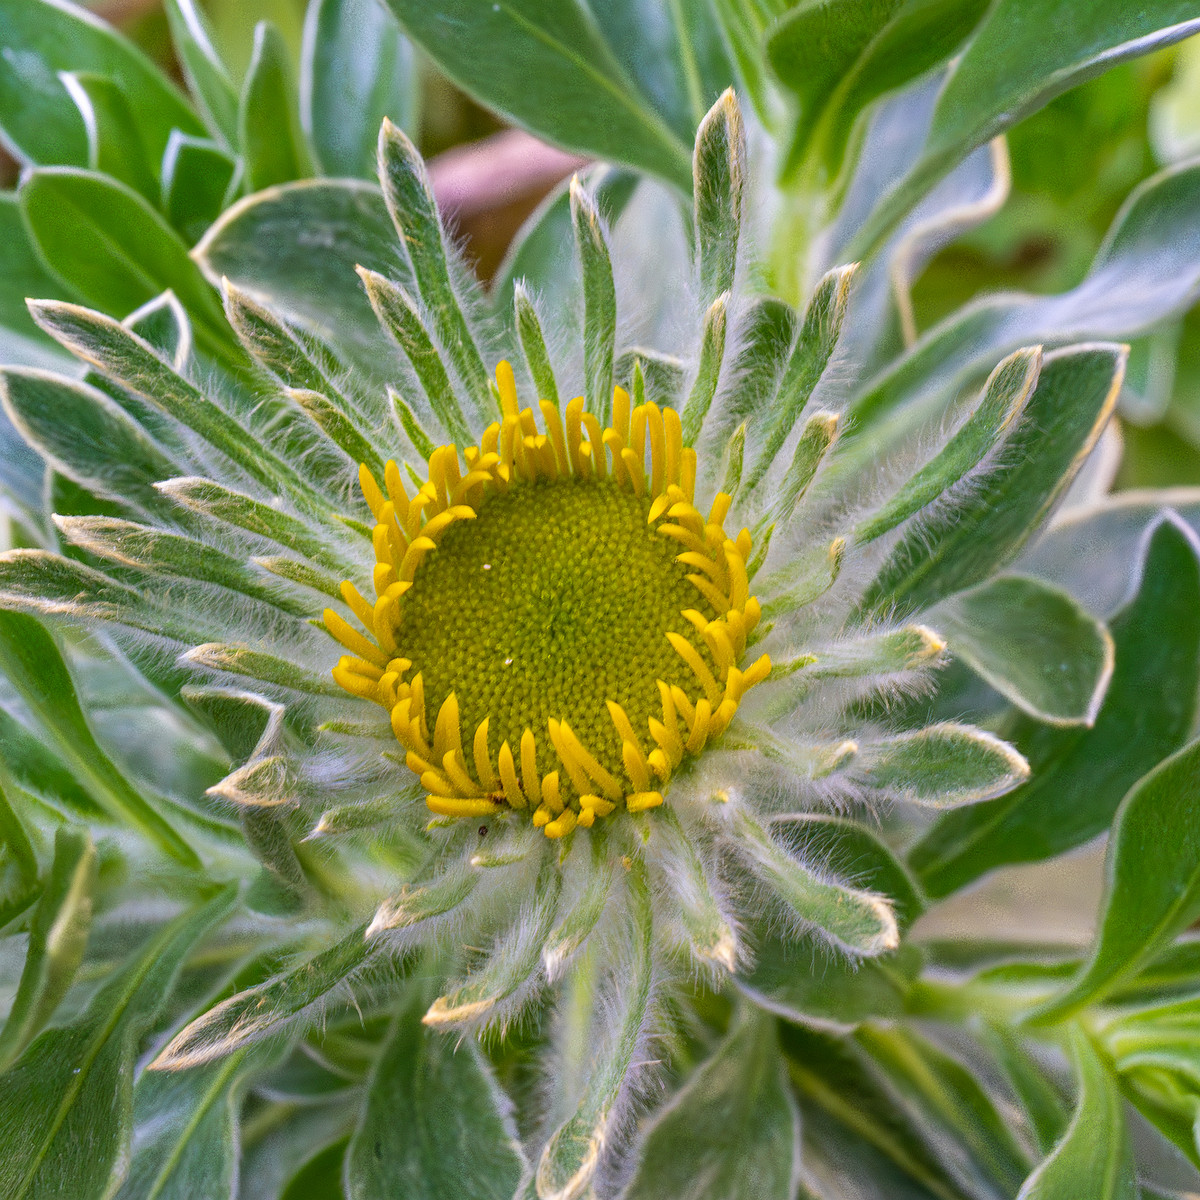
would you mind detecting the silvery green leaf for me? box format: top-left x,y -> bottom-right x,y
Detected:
693,88 -> 744,311
541,832 -> 613,980
183,642 -> 345,700
193,179 -> 412,391
0,828 -> 94,1071
862,344 -> 1125,617
346,998 -> 524,1200
1015,1029 -> 1136,1200
153,924 -> 376,1069
514,284 -> 560,407
0,889 -> 235,1200
59,71 -> 158,202
913,517 -> 1200,896
301,0 -> 418,179
681,294 -> 728,446
623,1011 -> 800,1200
767,409 -> 839,527
933,575 -> 1114,726
239,21 -> 316,192
160,133 -> 239,246
1031,735 -> 1200,1024
847,2 -> 1200,260
180,684 -> 280,762
855,346 -> 1040,544
163,0 -> 238,148
572,177 -> 617,424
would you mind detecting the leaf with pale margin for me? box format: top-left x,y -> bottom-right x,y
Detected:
161,134 -> 238,247
0,828 -> 94,1071
345,997 -> 523,1199
861,343 -> 1125,617
153,924 -> 380,1069
59,71 -> 158,201
113,1052 -> 251,1200
694,88 -> 744,311
239,21 -> 316,192
193,179 -> 412,390
381,0 -> 692,190
933,575 -> 1114,726
19,169 -> 230,356
623,1012 -> 800,1200
0,610 -> 197,864
302,0 -> 418,178
913,516 -> 1200,897
1031,735 -> 1200,1023
163,0 -> 238,148
0,0 -> 203,168
1016,1028 -> 1136,1200
0,889 -> 235,1200
847,1 -> 1200,261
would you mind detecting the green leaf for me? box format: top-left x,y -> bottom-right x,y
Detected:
0,367 -> 180,517
978,1024 -> 1070,1157
0,192 -> 70,366
623,1012 -> 800,1200
18,169 -> 230,357
113,1052 -> 249,1200
855,346 -> 1041,544
744,264 -> 854,496
302,0 -> 418,178
0,709 -> 104,822
163,0 -> 239,148
912,517 -> 1200,897
1015,1029 -> 1136,1200
933,575 -> 1114,726
681,295 -> 728,446
0,0 -> 203,168
571,176 -> 617,424
0,828 -> 94,1071
862,344 -> 1125,617
858,723 -> 1029,808
1031,736 -> 1200,1023
239,21 -> 316,192
381,0 -> 692,191
345,998 -> 524,1199
0,773 -> 39,923
161,134 -> 239,246
0,889 -> 236,1200
0,611 -> 198,865
153,924 -> 376,1068
59,71 -> 158,201
847,2 -> 1200,261
193,179 -> 411,390
693,88 -> 744,311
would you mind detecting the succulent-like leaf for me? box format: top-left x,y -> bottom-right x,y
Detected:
933,574 -> 1114,726
59,71 -> 158,201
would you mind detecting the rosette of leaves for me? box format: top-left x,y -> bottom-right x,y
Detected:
1,4 -> 1200,1200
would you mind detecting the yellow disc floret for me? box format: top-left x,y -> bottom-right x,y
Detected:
325,363 -> 770,836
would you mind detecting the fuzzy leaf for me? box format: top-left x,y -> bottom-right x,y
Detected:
542,833 -> 613,980
163,0 -> 238,147
768,409 -> 839,526
0,368 -> 179,516
184,642 -> 344,700
934,574 -> 1114,726
19,170 -> 228,354
694,88 -> 744,310
0,0 -> 203,168
730,805 -> 899,958
1031,736 -> 1200,1023
302,0 -> 418,178
153,925 -> 376,1069
345,999 -> 523,1199
681,295 -> 728,446
744,264 -> 854,495
113,1052 -> 250,1200
378,119 -> 491,414
536,860 -> 654,1199
862,344 -> 1125,617
858,723 -> 1029,808
239,21 -> 316,192
381,0 -> 693,190
0,829 -> 95,1071
571,177 -> 617,424
913,517 -> 1200,896
624,1012 -> 800,1200
514,285 -> 560,407
0,610 -> 197,864
0,889 -> 235,1200
1016,1029 -> 1136,1200
193,179 -> 411,391
856,346 -> 1041,544
847,2 -> 1200,260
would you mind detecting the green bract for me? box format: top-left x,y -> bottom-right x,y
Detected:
0,2 -> 1199,1199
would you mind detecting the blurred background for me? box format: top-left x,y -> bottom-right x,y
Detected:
7,0 -> 1200,492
